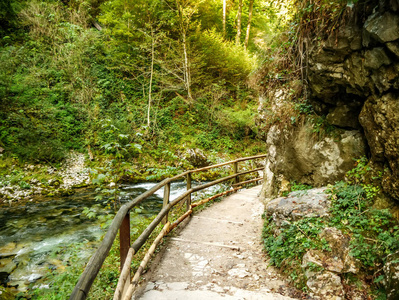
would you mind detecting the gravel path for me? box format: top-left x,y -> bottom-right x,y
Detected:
133,185 -> 301,300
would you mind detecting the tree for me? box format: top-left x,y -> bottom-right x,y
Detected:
244,0 -> 254,49
175,0 -> 200,102
235,0 -> 243,45
223,0 -> 227,37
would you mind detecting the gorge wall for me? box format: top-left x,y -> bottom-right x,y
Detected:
261,0 -> 399,201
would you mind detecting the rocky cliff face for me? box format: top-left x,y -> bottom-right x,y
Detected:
261,0 -> 399,201
307,0 -> 399,200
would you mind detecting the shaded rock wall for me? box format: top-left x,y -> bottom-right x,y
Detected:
261,0 -> 399,200
307,0 -> 399,200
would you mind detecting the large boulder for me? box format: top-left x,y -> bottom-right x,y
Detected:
261,123 -> 367,199
265,188 -> 329,226
183,148 -> 210,168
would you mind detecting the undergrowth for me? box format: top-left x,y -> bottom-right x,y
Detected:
262,157 -> 399,297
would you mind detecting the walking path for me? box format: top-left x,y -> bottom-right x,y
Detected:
133,185 -> 301,300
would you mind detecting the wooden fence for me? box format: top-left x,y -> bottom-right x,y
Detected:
69,154 -> 266,300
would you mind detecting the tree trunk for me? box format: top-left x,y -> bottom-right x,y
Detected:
235,0 -> 243,45
244,0 -> 254,50
182,31 -> 192,101
147,30 -> 155,128
223,0 -> 226,38
177,1 -> 193,102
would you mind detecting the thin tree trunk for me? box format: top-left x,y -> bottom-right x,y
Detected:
235,0 -> 243,45
182,31 -> 192,101
177,1 -> 193,102
147,30 -> 155,128
244,0 -> 254,50
223,0 -> 226,38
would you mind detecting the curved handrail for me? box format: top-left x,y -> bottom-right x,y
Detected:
69,154 -> 266,300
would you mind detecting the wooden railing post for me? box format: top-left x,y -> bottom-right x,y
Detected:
186,172 -> 192,211
233,161 -> 239,184
119,213 -> 131,299
163,182 -> 170,224
120,212 -> 130,270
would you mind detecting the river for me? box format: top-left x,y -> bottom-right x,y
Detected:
0,181 -> 225,292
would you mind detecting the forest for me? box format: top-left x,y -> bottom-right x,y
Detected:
0,0 -> 289,168
2,0 -> 399,299
0,0 -> 294,298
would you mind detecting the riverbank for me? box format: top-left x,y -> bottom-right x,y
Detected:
0,152 -> 90,205
0,149 -> 254,206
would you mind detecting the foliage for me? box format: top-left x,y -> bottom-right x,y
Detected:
194,29 -> 256,85
328,182 -> 399,271
346,156 -> 381,201
263,216 -> 328,269
0,0 -> 268,167
145,166 -> 180,181
290,181 -> 313,192
263,160 -> 399,294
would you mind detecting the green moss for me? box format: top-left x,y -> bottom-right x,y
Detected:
0,286 -> 15,300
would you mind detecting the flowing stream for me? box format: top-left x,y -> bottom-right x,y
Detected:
0,181 -> 225,292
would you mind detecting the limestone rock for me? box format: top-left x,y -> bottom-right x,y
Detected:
305,270 -> 345,300
301,1 -> 399,202
364,11 -> 399,43
301,228 -> 358,275
262,123 -> 367,198
0,257 -> 17,284
387,41 -> 399,58
0,242 -> 19,258
301,228 -> 358,299
371,65 -> 398,93
265,188 -> 329,226
326,105 -> 361,129
184,149 -> 209,168
303,250 -> 344,273
322,23 -> 362,60
364,47 -> 391,69
359,93 -> 399,200
259,0 -> 399,203
319,227 -> 358,274
384,252 -> 399,300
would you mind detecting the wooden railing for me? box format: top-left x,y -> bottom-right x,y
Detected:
69,154 -> 266,300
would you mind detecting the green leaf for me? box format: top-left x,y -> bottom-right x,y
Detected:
94,195 -> 103,201
374,275 -> 384,283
